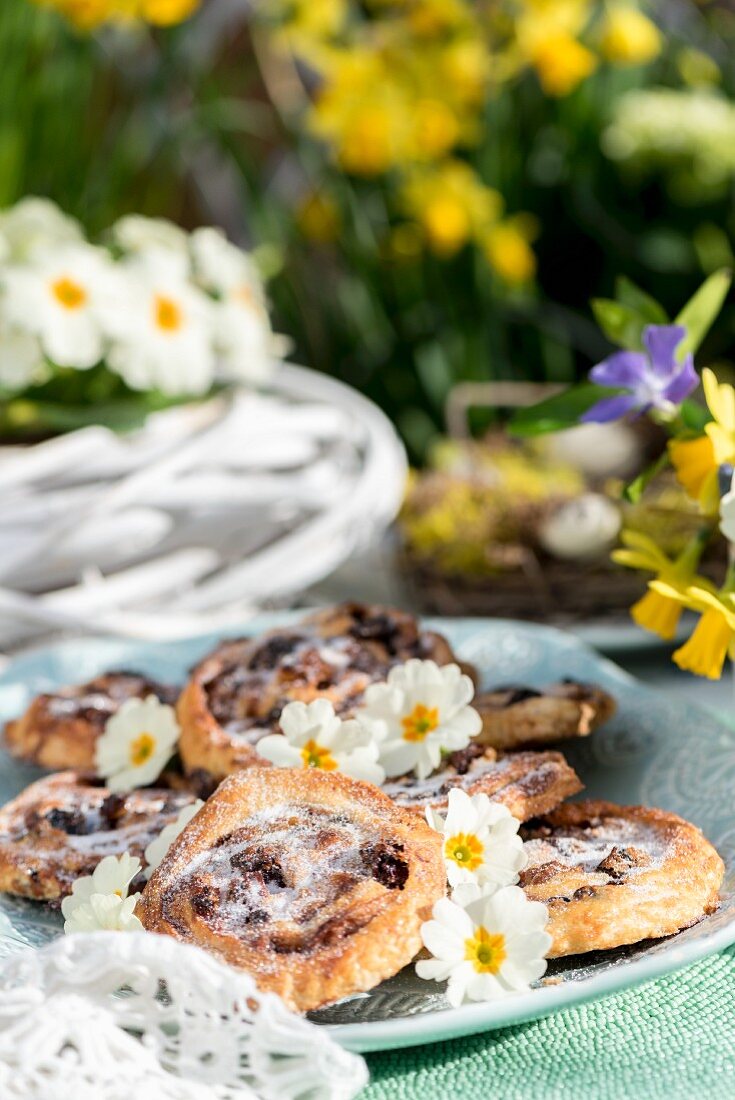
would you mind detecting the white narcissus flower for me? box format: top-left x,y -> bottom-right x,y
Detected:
256,698 -> 386,786
61,853 -> 143,934
426,789 -> 527,888
110,214 -> 189,258
143,799 -> 204,879
1,243 -> 115,368
416,883 -> 551,1007
0,197 -> 84,262
102,252 -> 216,396
95,695 -> 180,792
356,660 -> 482,780
189,226 -> 265,300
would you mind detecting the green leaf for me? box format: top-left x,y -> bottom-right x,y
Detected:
615,277 -> 668,326
623,452 -> 670,504
509,383 -> 621,437
590,299 -> 646,350
675,268 -> 732,360
679,398 -> 711,434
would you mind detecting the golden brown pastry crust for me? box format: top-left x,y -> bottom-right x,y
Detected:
0,770 -> 198,902
383,745 -> 582,822
136,766 -> 446,1012
177,601 -> 471,784
474,681 -> 616,750
520,800 -> 724,956
3,671 -> 179,771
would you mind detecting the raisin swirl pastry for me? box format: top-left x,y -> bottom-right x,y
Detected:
520,800 -> 724,957
383,744 -> 582,822
474,681 -> 616,750
3,670 -> 179,771
136,767 -> 446,1012
0,771 -> 198,902
177,601 -> 471,784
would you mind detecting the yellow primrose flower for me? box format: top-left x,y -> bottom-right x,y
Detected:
440,38 -> 492,106
599,5 -> 662,66
612,530 -> 708,641
402,161 -> 502,256
483,217 -> 538,284
529,33 -> 598,96
652,582 -> 735,680
34,0 -> 122,30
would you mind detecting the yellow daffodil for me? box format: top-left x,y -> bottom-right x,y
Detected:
703,367 -> 735,464
529,33 -> 597,96
668,435 -> 719,513
599,5 -> 662,66
651,581 -> 735,680
34,0 -> 198,28
612,530 -> 709,641
296,191 -> 341,243
669,369 -> 735,513
482,217 -> 538,284
402,161 -> 502,257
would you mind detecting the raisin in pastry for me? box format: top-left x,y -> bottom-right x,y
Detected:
4,671 -> 179,771
383,745 -> 582,822
136,766 -> 445,1011
520,800 -> 724,956
0,770 -> 198,901
177,601 -> 473,784
474,681 -> 616,750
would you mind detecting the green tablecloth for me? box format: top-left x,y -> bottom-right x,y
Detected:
363,944 -> 735,1099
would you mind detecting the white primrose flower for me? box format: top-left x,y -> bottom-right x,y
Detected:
256,698 -> 386,785
426,788 -> 527,889
143,799 -> 204,879
95,695 -> 180,792
1,243 -> 115,368
190,227 -> 276,386
356,660 -> 482,780
110,214 -> 189,258
0,197 -> 84,263
0,322 -> 46,391
189,226 -> 265,301
61,853 -> 143,934
416,883 -> 551,1007
102,252 -> 216,396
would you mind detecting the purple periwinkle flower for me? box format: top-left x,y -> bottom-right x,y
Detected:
581,324 -> 698,423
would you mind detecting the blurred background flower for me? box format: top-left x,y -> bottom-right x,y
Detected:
0,0 -> 732,461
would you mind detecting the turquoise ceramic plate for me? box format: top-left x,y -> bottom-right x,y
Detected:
0,618 -> 733,1054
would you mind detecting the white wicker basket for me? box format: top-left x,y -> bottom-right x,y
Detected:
0,364 -> 406,649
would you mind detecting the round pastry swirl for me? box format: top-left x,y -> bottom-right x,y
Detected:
474,680 -> 617,750
136,767 -> 446,1011
3,670 -> 179,771
0,770 -> 198,901
178,601 -> 469,782
520,800 -> 724,956
383,744 -> 582,821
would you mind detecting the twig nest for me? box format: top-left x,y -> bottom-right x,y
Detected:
539,493 -> 622,561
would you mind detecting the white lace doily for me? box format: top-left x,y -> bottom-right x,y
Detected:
0,931 -> 368,1100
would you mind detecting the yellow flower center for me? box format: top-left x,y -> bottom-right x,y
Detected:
465,926 -> 507,974
444,832 -> 484,871
51,276 -> 87,311
154,294 -> 183,332
300,738 -> 338,770
401,703 -> 439,742
234,284 -> 256,309
129,732 -> 156,767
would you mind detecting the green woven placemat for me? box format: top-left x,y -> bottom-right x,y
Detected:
362,946 -> 735,1100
